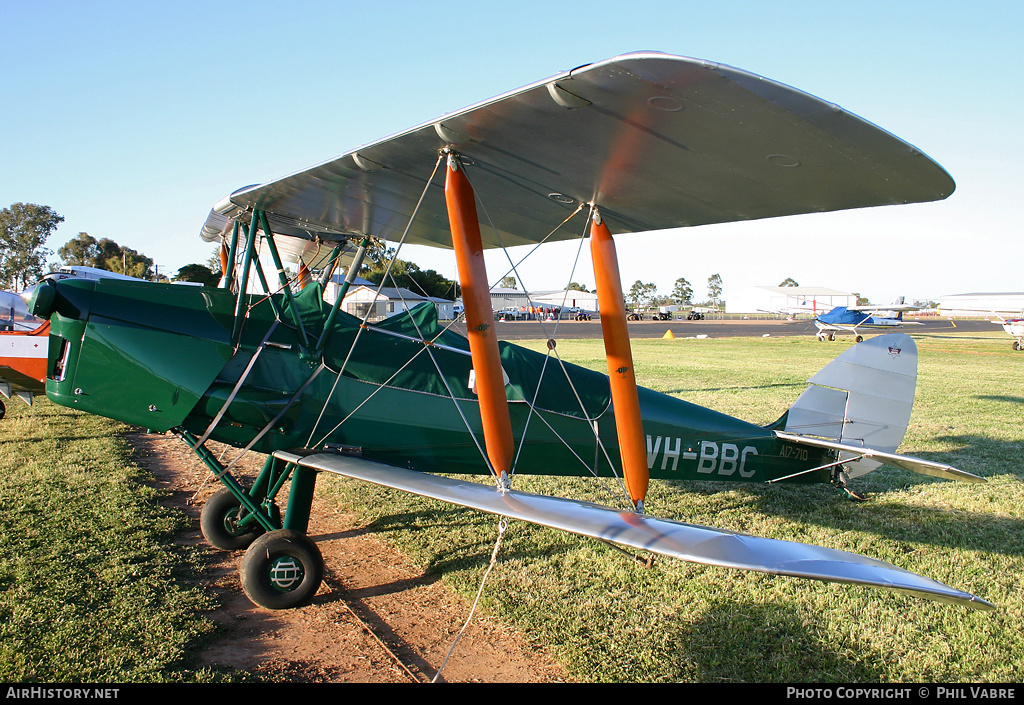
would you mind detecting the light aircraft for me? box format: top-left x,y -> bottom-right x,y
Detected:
0,290 -> 47,417
0,267 -> 147,417
933,305 -> 1024,351
995,315 -> 1024,350
27,52 -> 993,612
814,298 -> 924,342
970,312 -> 1024,351
758,300 -> 822,319
952,309 -> 1024,351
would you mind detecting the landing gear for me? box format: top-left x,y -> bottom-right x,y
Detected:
200,487 -> 278,551
1014,340 -> 1023,351
830,466 -> 868,502
179,429 -> 322,609
855,335 -> 864,343
240,529 -> 324,609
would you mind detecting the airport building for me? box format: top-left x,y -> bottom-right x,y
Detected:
726,286 -> 858,315
488,287 -> 599,313
938,293 -> 1024,316
324,278 -> 456,321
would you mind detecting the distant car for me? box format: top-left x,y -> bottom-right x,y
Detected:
560,306 -> 591,321
652,312 -> 673,321
496,308 -> 527,320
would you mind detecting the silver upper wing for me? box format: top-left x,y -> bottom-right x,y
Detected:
212,52 -> 955,248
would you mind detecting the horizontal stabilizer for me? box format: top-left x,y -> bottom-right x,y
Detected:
774,431 -> 985,483
275,450 -> 993,611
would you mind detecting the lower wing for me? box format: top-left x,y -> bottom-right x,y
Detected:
274,450 -> 993,611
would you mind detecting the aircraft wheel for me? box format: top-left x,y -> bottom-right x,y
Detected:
855,335 -> 864,343
240,529 -> 324,610
200,487 -> 269,551
0,399 -> 5,420
1014,341 -> 1023,351
828,333 -> 836,341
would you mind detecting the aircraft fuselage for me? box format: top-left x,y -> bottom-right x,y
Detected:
35,277 -> 833,485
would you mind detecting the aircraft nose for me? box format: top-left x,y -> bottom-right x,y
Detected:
27,279 -> 93,321
28,281 -> 57,319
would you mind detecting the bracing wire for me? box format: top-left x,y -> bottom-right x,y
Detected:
431,517 -> 508,683
465,172 -> 633,508
305,152 -> 444,447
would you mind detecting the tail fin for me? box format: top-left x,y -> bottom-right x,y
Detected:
782,334 -> 917,478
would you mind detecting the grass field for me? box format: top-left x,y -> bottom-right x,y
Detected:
1,328 -> 1021,682
0,401 -> 226,682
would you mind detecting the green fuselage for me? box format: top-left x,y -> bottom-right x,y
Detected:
38,278 -> 831,484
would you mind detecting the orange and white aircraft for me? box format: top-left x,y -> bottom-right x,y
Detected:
0,266 -> 147,417
0,290 -> 47,417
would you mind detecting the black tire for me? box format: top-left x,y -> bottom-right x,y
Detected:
200,487 -> 267,551
240,529 -> 324,609
0,399 -> 5,421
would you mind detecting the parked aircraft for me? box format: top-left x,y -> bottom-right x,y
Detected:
995,316 -> 1024,350
814,298 -> 924,342
0,267 -> 147,417
27,52 -> 992,611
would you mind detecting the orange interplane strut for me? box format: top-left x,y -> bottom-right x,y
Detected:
590,211 -> 649,510
444,154 -> 513,478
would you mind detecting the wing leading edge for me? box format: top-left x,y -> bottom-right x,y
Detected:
274,450 -> 993,611
215,52 -> 955,249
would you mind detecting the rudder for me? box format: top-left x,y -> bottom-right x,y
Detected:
782,334 -> 918,478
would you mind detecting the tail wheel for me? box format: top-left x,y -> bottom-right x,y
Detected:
240,529 -> 324,609
200,487 -> 276,551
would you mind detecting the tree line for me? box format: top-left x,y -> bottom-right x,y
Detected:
625,273 -> 724,310
0,203 -> 222,290
1,203 -> 806,307
0,203 -> 459,296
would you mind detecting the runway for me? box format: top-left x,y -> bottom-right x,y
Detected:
445,317 -> 993,341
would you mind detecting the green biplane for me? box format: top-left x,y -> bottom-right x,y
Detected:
29,52 -> 992,611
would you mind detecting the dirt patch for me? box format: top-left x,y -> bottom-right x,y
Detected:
130,429 -> 569,683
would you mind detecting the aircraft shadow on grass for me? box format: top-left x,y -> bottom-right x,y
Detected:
682,601 -> 886,682
975,394 -> 1024,407
658,381 -> 806,397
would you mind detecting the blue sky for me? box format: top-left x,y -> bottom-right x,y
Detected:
2,0 -> 1021,305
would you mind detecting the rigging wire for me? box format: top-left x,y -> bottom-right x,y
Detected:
304,153 -> 444,448
467,175 -> 632,508
431,517 -> 508,683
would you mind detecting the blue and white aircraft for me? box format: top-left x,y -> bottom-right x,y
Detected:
814,298 -> 923,342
